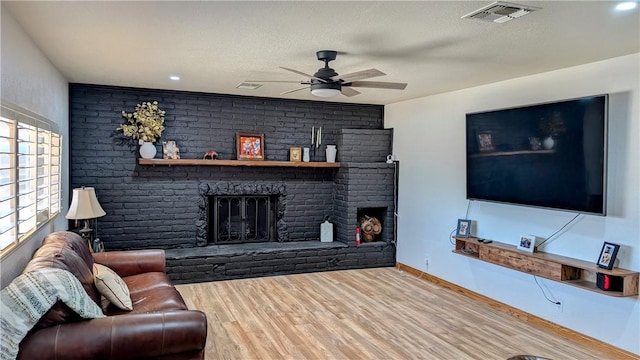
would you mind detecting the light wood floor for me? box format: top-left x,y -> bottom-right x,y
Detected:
176,268 -> 625,360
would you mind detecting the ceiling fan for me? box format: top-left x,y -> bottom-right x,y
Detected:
248,50 -> 408,98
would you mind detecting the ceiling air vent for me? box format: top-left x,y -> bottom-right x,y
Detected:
236,82 -> 262,90
462,1 -> 540,23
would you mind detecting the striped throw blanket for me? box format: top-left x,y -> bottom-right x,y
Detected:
0,268 -> 105,360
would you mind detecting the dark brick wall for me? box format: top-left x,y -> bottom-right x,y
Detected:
337,128 -> 393,163
70,84 -> 397,282
70,84 -> 384,250
334,129 -> 396,246
334,163 -> 396,246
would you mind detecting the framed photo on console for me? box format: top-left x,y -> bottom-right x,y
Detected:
518,234 -> 536,253
597,242 -> 620,270
456,219 -> 471,238
236,132 -> 265,160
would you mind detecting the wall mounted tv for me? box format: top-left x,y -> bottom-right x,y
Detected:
466,95 -> 608,215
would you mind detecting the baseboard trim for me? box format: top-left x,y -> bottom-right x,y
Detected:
395,262 -> 638,360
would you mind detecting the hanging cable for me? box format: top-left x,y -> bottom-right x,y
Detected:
465,200 -> 473,219
535,213 -> 581,250
392,161 -> 398,246
534,275 -> 560,305
449,228 -> 457,245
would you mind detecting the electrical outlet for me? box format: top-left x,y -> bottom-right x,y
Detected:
555,300 -> 563,312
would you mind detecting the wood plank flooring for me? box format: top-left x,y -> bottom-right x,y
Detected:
176,268 -> 628,360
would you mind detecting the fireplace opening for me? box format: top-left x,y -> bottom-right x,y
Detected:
357,207 -> 386,242
208,195 -> 276,244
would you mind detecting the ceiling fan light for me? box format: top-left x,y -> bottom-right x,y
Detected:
311,88 -> 341,97
310,82 -> 341,98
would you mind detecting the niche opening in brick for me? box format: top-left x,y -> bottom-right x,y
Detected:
357,207 -> 386,242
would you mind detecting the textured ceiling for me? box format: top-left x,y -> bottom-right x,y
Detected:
3,1 -> 639,105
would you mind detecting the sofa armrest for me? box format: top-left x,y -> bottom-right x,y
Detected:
18,310 -> 207,360
93,249 -> 166,277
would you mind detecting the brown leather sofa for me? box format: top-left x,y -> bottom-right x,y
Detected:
17,231 -> 207,359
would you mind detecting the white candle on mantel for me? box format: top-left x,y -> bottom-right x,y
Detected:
319,127 -> 322,146
312,126 -> 315,146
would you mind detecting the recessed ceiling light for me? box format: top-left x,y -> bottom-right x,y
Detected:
616,1 -> 637,11
169,75 -> 180,81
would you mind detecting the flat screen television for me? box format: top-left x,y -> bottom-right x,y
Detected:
466,95 -> 608,215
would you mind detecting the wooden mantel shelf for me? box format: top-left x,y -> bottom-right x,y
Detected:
138,158 -> 340,168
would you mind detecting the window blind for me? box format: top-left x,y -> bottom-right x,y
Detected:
0,104 -> 61,254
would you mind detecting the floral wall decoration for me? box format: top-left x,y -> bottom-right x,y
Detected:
117,101 -> 165,143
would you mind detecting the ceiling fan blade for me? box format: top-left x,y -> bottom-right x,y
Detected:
245,80 -> 305,84
334,68 -> 386,82
280,67 -> 327,83
349,81 -> 407,90
280,86 -> 309,95
340,87 -> 361,97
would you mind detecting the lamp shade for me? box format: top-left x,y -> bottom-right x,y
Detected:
65,187 -> 106,220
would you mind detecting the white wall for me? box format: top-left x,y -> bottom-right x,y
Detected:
0,5 -> 69,288
386,53 -> 639,355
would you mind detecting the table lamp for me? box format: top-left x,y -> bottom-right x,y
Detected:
65,186 -> 106,252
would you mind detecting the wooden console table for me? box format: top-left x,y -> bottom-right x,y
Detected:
453,236 -> 638,297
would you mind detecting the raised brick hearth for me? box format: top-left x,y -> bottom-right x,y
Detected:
69,84 -> 396,283
165,241 -> 394,284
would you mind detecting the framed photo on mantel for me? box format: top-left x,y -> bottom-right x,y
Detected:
162,140 -> 180,159
290,147 -> 302,162
236,132 -> 264,160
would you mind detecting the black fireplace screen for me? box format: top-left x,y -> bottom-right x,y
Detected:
209,196 -> 275,244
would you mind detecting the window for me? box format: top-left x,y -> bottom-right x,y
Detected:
0,104 -> 61,255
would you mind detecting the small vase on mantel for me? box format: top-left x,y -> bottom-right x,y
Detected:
543,136 -> 555,150
139,140 -> 157,159
326,145 -> 337,163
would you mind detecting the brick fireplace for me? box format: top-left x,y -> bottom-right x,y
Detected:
197,182 -> 288,245
69,84 -> 397,283
208,195 -> 275,244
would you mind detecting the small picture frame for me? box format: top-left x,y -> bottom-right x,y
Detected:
290,147 -> 302,162
162,140 -> 180,159
518,234 -> 536,253
477,132 -> 495,152
597,242 -> 620,270
528,136 -> 542,151
236,132 -> 265,160
456,219 -> 471,238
